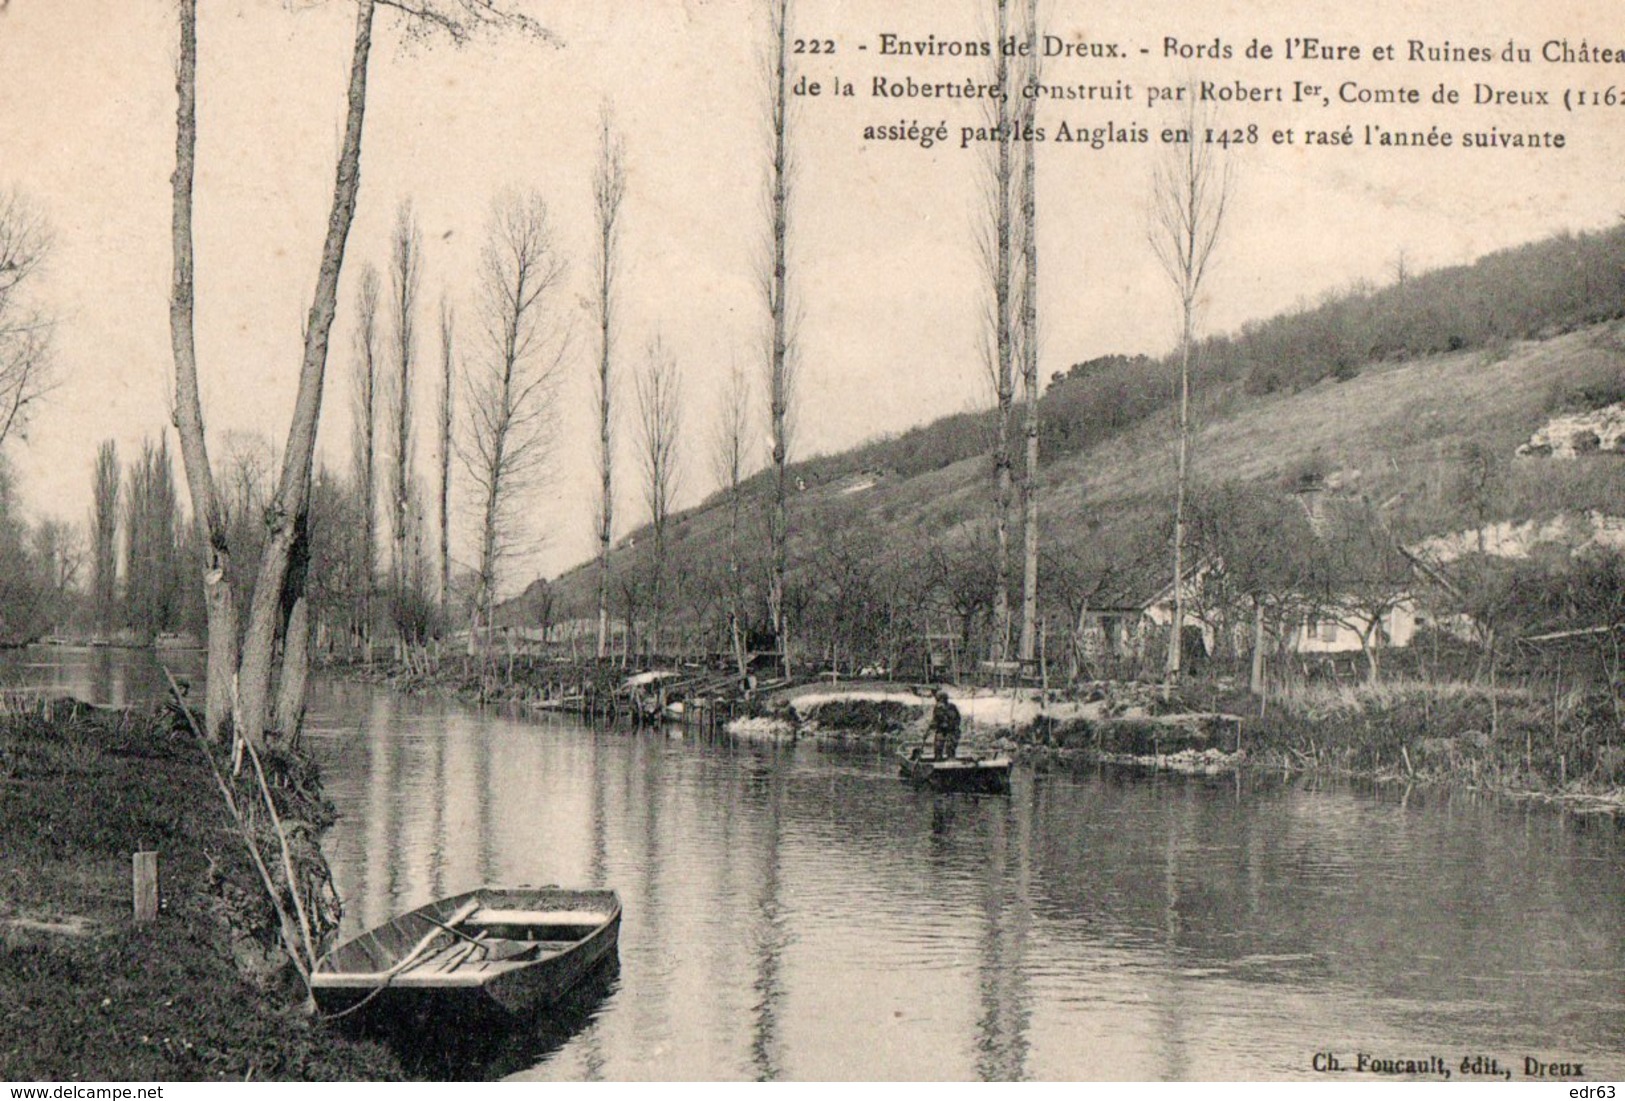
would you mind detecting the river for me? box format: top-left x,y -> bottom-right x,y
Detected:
8,648 -> 1623,1081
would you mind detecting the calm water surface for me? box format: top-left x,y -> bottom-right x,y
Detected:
10,650 -> 1622,1081
299,679 -> 1625,1082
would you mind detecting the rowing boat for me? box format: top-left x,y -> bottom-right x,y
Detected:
898,748 -> 1013,794
311,886 -> 621,1019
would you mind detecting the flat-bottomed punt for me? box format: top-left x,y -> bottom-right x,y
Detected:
898,750 -> 1012,794
312,887 -> 621,1019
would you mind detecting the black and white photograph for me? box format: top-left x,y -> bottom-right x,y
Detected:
0,0 -> 1622,1086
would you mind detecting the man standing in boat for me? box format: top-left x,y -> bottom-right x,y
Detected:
930,688 -> 961,761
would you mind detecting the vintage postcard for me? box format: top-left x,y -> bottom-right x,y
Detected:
0,0 -> 1621,1087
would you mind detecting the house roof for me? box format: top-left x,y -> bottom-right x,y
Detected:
1089,554 -> 1203,612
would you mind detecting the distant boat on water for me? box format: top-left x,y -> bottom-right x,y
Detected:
898,748 -> 1013,794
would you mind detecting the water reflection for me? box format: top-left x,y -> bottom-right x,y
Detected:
294,681 -> 1625,1082
748,746 -> 786,1081
0,645 -> 204,707
347,957 -> 622,1080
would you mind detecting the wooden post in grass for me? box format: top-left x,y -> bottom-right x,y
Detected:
133,851 -> 158,923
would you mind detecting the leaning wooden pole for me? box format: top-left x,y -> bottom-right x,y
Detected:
164,665 -> 313,987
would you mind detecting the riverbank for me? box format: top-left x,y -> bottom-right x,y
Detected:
330,653 -> 1623,813
740,678 -> 1623,811
0,701 -> 404,1081
1005,679 -> 1625,813
329,652 -> 622,709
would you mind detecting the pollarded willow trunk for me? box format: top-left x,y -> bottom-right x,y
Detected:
275,514 -> 314,738
275,598 -> 313,735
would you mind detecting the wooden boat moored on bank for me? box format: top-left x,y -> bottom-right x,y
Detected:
312,886 -> 621,1020
898,748 -> 1012,794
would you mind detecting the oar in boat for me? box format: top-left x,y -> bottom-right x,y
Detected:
315,899 -> 484,1021
349,899 -> 483,984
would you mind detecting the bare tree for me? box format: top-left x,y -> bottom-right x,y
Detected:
1149,82 -> 1232,681
458,191 -> 567,656
349,263 -> 381,649
33,519 -> 84,629
125,434 -> 183,641
592,105 -> 626,661
0,189 -> 55,448
89,441 -> 119,634
712,358 -> 752,677
974,0 -> 1016,666
168,0 -> 554,745
436,293 -> 455,624
387,200 -> 422,648
636,334 -> 680,658
761,0 -> 797,678
1314,503 -> 1413,684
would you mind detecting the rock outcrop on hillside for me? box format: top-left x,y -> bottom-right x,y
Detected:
1517,402 -> 1625,458
1414,509 -> 1625,562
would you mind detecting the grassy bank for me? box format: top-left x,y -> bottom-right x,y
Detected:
0,702 -> 403,1081
329,653 -> 625,708
1235,680 -> 1623,801
1012,679 -> 1624,810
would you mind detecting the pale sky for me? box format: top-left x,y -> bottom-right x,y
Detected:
1,0 -> 1618,587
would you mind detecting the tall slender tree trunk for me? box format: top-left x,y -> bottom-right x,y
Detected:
169,0 -> 237,740
388,203 -> 421,654
1016,0 -> 1040,665
472,274 -> 521,669
350,265 -> 381,656
1151,92 -> 1230,682
773,0 -> 799,682
358,284 -> 378,655
1167,317 -> 1191,680
718,363 -> 749,680
91,442 -> 121,636
596,347 -> 613,662
651,529 -> 665,662
1249,599 -> 1266,697
593,112 -> 624,661
235,0 -> 376,749
475,469 -> 502,667
437,298 -> 454,623
766,0 -> 795,680
989,0 -> 1014,666
728,482 -> 746,678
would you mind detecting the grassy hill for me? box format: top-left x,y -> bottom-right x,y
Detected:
502,225 -> 1625,673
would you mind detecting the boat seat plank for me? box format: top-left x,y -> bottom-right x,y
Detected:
470,908 -> 607,926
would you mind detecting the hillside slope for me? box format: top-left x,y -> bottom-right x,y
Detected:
508,321 -> 1625,650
